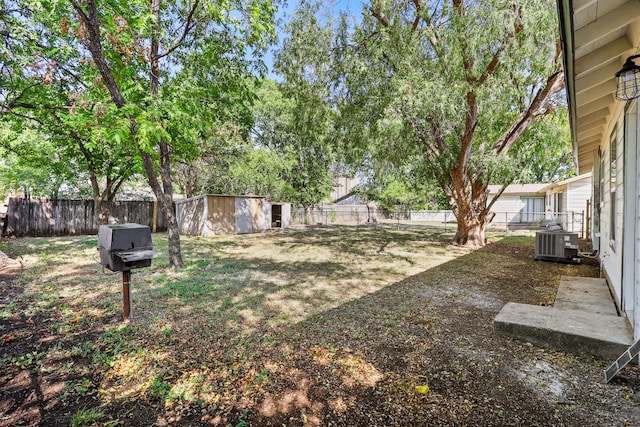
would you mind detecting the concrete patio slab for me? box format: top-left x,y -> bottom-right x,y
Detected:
554,276 -> 618,316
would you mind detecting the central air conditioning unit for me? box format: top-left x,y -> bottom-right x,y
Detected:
534,229 -> 580,263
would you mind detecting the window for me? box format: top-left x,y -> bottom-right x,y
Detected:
521,197 -> 544,222
553,192 -> 563,213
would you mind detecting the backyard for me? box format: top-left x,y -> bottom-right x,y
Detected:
1,224 -> 639,426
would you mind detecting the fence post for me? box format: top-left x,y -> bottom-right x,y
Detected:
444,211 -> 447,232
505,212 -> 508,234
152,201 -> 158,233
571,211 -> 575,233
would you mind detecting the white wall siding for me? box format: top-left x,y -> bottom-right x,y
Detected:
567,180 -> 591,214
634,101 -> 640,337
602,114 -> 624,308
488,195 -> 520,213
622,100 -> 638,336
410,210 -> 454,222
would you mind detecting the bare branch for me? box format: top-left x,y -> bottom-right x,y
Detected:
70,0 -> 127,108
157,0 -> 201,60
371,7 -> 390,27
411,0 -> 421,32
485,184 -> 506,212
493,71 -> 564,155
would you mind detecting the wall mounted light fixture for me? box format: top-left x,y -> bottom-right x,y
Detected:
616,54 -> 640,100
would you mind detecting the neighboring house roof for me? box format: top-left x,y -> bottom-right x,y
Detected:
556,0 -> 640,174
487,184 -> 548,196
538,172 -> 592,193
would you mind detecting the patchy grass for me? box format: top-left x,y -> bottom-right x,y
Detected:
1,225 -> 638,426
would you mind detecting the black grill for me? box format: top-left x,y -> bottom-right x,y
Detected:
98,224 -> 157,272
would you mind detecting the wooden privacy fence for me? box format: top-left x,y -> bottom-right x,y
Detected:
4,198 -> 168,237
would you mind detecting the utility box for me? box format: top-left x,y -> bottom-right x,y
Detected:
534,230 -> 579,263
98,223 -> 157,272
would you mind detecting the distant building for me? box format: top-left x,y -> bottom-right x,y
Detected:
175,194 -> 291,236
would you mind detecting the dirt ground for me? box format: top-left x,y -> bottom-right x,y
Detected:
2,226 -> 640,426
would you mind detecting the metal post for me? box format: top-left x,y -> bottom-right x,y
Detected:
505,212 -> 508,234
122,271 -> 132,323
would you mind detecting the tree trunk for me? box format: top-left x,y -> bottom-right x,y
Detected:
147,0 -> 184,269
72,0 -> 185,269
442,167 -> 492,247
453,213 -> 486,246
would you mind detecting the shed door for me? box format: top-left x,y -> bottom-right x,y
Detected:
208,196 -> 235,235
235,198 -> 252,234
251,198 -> 264,232
282,204 -> 291,228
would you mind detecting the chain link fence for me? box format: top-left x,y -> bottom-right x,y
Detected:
290,205 -> 585,237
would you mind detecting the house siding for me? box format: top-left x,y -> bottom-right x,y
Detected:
601,113 -> 624,309
488,196 -> 521,221
487,186 -> 546,223
566,180 -> 590,214
623,100 -> 639,335
635,102 -> 640,337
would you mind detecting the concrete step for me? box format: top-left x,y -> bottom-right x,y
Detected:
494,276 -> 633,360
494,302 -> 632,360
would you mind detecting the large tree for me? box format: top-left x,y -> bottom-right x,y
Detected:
273,7 -> 338,216
0,5 -> 138,222
1,0 -> 274,268
323,0 -> 564,245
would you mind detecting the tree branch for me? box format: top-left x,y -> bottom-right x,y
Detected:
371,7 -> 390,27
493,71 -> 564,155
70,0 -> 127,108
485,183 -> 506,213
411,0 -> 421,32
458,90 -> 477,171
156,0 -> 201,60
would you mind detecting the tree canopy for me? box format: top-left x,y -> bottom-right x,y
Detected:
283,0 -> 566,245
1,0 -> 275,268
1,0 -> 575,253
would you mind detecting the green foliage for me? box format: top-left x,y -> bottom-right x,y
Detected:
1,0 -> 276,216
70,408 -> 105,427
148,375 -> 172,400
15,351 -> 45,372
282,0 -> 566,242
513,107 -> 575,183
249,78 -> 335,206
271,5 -> 339,207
